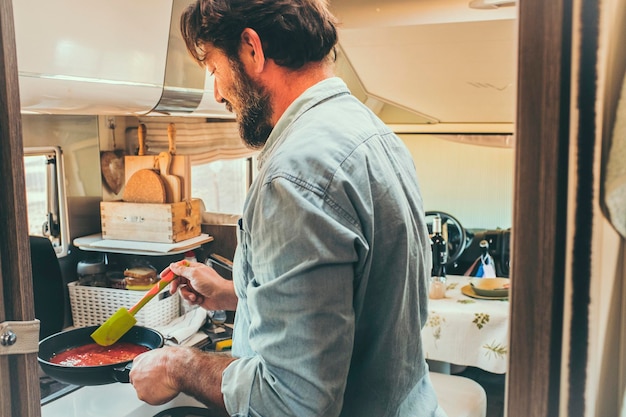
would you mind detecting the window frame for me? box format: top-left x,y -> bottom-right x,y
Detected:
23,146 -> 70,257
190,155 -> 256,216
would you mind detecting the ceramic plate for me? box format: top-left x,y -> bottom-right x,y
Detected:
461,285 -> 509,301
469,278 -> 510,297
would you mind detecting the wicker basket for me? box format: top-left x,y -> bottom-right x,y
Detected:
68,281 -> 180,328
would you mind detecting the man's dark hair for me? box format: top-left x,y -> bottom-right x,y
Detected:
181,0 -> 338,69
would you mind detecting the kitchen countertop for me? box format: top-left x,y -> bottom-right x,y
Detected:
41,383 -> 206,417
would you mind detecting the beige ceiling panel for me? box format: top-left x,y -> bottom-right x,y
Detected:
338,19 -> 517,124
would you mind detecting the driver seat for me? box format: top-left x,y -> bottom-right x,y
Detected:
30,236 -> 65,339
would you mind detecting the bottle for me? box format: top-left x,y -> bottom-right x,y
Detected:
429,215 -> 447,299
184,250 -> 197,264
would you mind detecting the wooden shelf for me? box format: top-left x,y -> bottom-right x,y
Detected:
73,233 -> 213,256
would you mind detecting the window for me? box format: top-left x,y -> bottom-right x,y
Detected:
24,154 -> 49,236
191,157 -> 253,215
24,147 -> 69,257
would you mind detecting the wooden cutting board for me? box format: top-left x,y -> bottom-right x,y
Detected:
124,123 -> 191,200
158,151 -> 182,203
122,169 -> 167,203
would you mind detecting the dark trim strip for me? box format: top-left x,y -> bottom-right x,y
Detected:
568,0 -> 600,414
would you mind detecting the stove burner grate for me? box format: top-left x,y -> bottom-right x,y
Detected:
39,374 -> 82,406
153,406 -> 213,416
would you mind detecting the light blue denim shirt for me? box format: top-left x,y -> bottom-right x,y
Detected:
222,77 -> 446,417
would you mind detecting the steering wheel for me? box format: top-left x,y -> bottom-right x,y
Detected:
425,211 -> 468,266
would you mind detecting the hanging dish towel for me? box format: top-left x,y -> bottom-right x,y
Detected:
156,306 -> 208,346
605,70 -> 626,238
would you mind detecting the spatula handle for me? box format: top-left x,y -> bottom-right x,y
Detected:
128,270 -> 175,315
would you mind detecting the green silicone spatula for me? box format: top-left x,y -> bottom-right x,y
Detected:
91,270 -> 176,346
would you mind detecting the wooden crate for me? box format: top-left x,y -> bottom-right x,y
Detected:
101,199 -> 202,243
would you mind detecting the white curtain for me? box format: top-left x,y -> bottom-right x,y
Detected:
128,117 -> 259,164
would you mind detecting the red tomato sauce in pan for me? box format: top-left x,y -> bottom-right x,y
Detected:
49,342 -> 149,367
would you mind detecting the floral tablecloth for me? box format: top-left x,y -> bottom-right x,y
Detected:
421,275 -> 510,374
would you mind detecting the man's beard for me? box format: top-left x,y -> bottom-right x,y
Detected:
227,59 -> 273,149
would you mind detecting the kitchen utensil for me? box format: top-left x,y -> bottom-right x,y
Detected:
138,123 -> 148,156
77,257 -> 107,287
123,123 -> 161,196
100,120 -> 126,194
167,122 -> 177,154
38,325 -> 163,386
122,168 -> 167,203
100,150 -> 125,195
158,151 -> 182,203
91,270 -> 175,346
124,123 -> 192,200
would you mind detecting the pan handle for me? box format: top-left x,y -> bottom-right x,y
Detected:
112,362 -> 133,383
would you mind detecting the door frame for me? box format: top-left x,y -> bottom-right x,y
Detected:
0,1 -> 41,416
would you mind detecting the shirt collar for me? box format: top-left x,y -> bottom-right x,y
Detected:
257,77 -> 350,169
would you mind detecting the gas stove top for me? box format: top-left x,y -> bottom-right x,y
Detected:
39,373 -> 81,406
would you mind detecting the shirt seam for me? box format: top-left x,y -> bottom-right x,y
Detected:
262,172 -> 360,230
261,126 -> 383,231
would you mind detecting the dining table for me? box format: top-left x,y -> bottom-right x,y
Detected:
421,274 -> 510,374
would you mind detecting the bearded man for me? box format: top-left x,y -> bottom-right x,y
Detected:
129,1 -> 445,416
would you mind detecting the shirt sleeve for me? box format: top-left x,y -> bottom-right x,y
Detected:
222,175 -> 363,417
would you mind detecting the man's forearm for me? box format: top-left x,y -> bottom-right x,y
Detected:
170,347 -> 237,415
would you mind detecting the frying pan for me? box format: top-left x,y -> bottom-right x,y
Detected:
38,325 -> 163,386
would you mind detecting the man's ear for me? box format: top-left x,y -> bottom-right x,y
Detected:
240,28 -> 265,74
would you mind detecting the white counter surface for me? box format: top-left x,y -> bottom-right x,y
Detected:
42,383 -> 205,417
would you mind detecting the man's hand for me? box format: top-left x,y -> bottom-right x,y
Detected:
129,345 -> 236,413
165,261 -> 237,311
130,347 -> 180,405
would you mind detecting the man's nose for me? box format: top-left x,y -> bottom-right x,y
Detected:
214,77 -> 225,103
